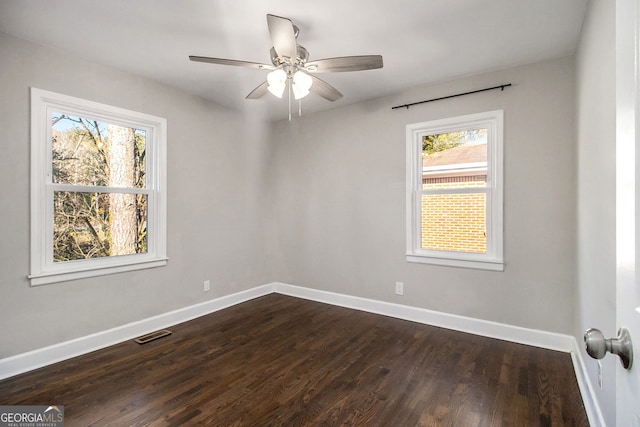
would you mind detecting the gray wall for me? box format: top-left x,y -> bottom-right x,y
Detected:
1,29 -> 580,363
575,1 -> 617,424
0,33 -> 275,357
270,56 -> 577,334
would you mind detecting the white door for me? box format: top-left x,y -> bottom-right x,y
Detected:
616,0 -> 640,424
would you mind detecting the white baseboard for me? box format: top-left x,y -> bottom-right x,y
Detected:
0,281 -> 602,426
0,284 -> 273,381
273,282 -> 574,351
570,338 -> 607,427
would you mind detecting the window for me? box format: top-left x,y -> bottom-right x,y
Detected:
406,110 -> 503,271
29,88 -> 167,285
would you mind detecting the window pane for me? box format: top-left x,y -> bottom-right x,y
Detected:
52,113 -> 146,189
420,193 -> 486,253
53,191 -> 148,261
422,129 -> 487,190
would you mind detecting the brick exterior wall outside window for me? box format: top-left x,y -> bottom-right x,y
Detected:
420,176 -> 487,253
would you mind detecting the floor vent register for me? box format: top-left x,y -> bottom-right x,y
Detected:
134,330 -> 172,344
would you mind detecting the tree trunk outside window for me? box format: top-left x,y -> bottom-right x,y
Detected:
107,125 -> 137,256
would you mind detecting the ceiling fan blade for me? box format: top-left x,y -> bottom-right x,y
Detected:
309,75 -> 343,102
246,81 -> 270,99
305,55 -> 383,73
266,14 -> 297,61
189,56 -> 275,70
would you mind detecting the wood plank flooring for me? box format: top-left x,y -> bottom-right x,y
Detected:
0,294 -> 589,426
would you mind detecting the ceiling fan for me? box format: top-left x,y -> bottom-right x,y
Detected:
189,14 -> 383,107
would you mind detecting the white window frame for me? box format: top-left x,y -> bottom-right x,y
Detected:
406,110 -> 504,271
29,88 -> 168,286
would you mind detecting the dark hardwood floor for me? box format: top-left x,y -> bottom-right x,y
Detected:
0,294 -> 588,426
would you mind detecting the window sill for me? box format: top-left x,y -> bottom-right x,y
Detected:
29,258 -> 168,286
406,254 -> 504,271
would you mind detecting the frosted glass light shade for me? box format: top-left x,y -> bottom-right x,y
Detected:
267,69 -> 287,98
292,71 -> 313,100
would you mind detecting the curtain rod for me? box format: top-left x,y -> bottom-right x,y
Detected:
391,83 -> 512,110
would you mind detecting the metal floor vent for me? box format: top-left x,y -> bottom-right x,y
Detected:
134,329 -> 172,344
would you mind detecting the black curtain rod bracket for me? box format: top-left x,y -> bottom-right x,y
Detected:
391,84 -> 512,110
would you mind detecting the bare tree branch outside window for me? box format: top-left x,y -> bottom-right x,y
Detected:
51,114 -> 147,262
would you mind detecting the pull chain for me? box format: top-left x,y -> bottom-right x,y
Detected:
288,80 -> 292,121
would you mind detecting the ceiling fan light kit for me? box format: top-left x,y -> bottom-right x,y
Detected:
266,68 -> 312,100
189,13 -> 383,119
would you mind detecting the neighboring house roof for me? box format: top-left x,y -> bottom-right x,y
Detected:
423,143 -> 487,167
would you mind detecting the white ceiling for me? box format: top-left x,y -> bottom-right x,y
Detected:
0,0 -> 587,121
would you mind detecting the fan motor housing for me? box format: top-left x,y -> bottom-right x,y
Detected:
271,45 -> 309,67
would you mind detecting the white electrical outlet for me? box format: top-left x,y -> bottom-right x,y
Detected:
395,282 -> 404,295
204,280 -> 210,292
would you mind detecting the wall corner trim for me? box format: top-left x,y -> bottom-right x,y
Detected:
570,337 -> 608,427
